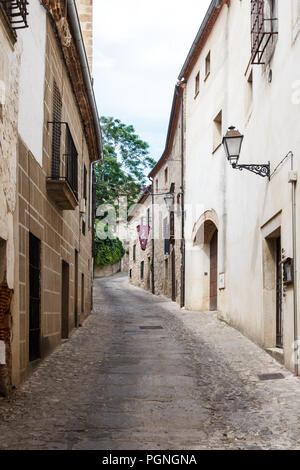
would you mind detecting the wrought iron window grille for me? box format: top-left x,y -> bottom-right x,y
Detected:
47,121 -> 79,200
0,0 -> 29,30
251,0 -> 278,65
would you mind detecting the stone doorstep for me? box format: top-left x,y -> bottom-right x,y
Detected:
265,347 -> 284,365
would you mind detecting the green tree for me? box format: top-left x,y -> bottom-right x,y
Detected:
94,117 -> 155,268
95,116 -> 156,211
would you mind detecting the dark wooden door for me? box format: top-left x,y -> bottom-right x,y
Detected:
171,249 -> 176,301
276,237 -> 283,348
210,230 -> 218,311
74,250 -> 78,327
29,233 -> 41,362
61,261 -> 69,339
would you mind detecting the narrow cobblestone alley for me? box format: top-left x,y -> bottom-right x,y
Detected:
0,274 -> 299,450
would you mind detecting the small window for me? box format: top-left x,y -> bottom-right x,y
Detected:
264,0 -> 278,34
140,261 -> 144,280
246,69 -> 253,113
164,167 -> 168,185
213,110 -> 222,152
133,245 -> 136,261
195,72 -> 200,97
129,269 -> 132,279
205,51 -> 211,79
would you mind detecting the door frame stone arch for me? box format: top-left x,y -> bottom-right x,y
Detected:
189,209 -> 219,311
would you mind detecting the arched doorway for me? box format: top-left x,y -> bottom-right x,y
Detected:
191,210 -> 219,312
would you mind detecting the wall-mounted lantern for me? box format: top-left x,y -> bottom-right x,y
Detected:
164,193 -> 175,212
222,126 -> 270,179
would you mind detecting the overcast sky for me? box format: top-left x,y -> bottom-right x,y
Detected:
93,0 -> 211,162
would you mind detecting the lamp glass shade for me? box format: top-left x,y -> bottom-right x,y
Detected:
164,193 -> 174,212
223,127 -> 244,165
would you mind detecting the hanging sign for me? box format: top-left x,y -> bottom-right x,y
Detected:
137,225 -> 150,251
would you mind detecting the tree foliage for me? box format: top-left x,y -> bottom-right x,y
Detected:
94,237 -> 125,267
94,117 -> 155,267
95,116 -> 156,211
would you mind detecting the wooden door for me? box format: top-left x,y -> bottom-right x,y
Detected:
171,249 -> 176,301
276,237 -> 283,348
61,261 -> 69,339
29,234 -> 41,362
210,230 -> 218,311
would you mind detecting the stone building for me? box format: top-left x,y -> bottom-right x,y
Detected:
0,0 -> 103,395
0,0 -> 24,396
181,0 -> 300,373
148,86 -> 184,305
128,189 -> 152,292
128,0 -> 300,374
128,86 -> 184,306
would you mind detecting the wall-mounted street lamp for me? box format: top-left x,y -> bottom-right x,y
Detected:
164,193 -> 175,212
222,126 -> 270,179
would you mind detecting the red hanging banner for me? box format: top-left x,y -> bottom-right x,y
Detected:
137,225 -> 150,251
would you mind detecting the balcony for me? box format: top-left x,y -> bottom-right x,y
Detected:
46,123 -> 78,210
0,0 -> 29,30
251,0 -> 278,65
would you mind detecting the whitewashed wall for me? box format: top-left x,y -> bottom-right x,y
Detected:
184,0 -> 300,371
18,1 -> 46,166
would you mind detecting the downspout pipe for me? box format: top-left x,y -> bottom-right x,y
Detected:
149,177 -> 155,295
177,82 -> 186,308
67,0 -> 104,163
291,153 -> 298,376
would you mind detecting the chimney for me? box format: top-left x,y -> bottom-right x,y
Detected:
75,0 -> 93,73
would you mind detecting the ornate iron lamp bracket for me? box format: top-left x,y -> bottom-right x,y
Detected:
232,162 -> 270,180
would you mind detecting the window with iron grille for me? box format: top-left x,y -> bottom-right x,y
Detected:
251,0 -> 278,64
82,165 -> 87,235
50,82 -> 78,199
51,82 -> 62,180
0,0 -> 29,30
65,126 -> 78,198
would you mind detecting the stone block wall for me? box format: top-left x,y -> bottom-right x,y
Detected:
0,8 -> 21,395
75,0 -> 93,73
16,17 -> 93,383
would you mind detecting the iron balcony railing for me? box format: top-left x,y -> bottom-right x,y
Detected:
251,0 -> 278,64
0,0 -> 29,29
48,121 -> 78,200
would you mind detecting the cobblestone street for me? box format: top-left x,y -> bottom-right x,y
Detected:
0,274 -> 299,450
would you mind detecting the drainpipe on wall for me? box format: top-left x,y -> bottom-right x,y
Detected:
290,153 -> 298,376
149,177 -> 155,295
178,81 -> 186,308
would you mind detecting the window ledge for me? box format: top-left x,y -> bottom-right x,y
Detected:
204,72 -> 210,82
212,142 -> 222,155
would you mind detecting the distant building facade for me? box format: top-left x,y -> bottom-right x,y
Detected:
128,189 -> 152,291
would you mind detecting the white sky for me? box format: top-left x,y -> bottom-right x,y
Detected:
93,0 -> 212,161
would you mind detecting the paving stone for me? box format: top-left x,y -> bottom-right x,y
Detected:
0,274 -> 299,449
